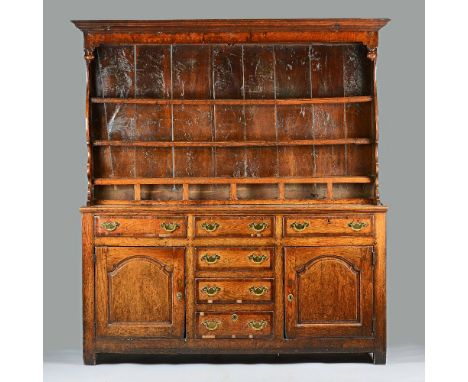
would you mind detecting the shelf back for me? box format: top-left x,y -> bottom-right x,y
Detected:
89,43 -> 377,204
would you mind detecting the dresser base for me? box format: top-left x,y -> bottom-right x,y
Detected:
82,205 -> 387,366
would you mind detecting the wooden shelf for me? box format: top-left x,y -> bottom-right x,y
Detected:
94,198 -> 372,206
91,96 -> 372,105
94,176 -> 373,186
93,139 -> 373,148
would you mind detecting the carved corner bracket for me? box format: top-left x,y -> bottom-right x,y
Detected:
83,39 -> 98,63
84,48 -> 95,63
367,47 -> 377,61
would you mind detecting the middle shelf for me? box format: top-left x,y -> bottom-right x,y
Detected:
93,138 -> 373,147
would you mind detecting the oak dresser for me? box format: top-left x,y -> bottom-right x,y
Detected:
73,18 -> 389,365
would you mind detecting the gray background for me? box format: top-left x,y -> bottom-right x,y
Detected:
44,0 -> 424,353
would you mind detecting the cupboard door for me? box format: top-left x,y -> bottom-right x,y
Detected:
96,247 -> 185,338
285,246 -> 373,339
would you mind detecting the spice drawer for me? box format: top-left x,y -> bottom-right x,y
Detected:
284,215 -> 373,236
94,216 -> 187,237
196,278 -> 274,304
196,311 -> 273,338
194,216 -> 274,238
195,247 -> 273,271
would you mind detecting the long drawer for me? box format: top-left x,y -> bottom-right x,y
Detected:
196,311 -> 273,338
194,216 -> 274,238
95,216 -> 187,237
284,215 -> 373,236
195,247 -> 273,271
196,278 -> 274,304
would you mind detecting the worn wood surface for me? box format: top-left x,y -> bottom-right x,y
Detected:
95,247 -> 185,338
285,246 -> 373,339
195,311 -> 274,339
195,247 -> 274,271
94,215 -> 187,237
283,215 -> 373,236
75,19 -> 388,364
196,278 -> 274,304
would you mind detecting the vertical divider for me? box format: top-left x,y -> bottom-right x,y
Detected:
327,182 -> 333,200
273,46 -> 279,176
309,45 -> 317,177
185,214 -> 195,339
183,184 -> 189,201
230,183 -> 237,201
274,214 -> 284,338
241,45 -> 247,177
210,46 -> 217,177
278,182 -> 285,200
134,184 -> 141,201
170,45 -> 176,181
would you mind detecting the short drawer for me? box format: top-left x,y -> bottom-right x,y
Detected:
196,311 -> 273,338
194,216 -> 274,237
196,278 -> 274,304
284,215 -> 373,236
195,247 -> 273,271
95,216 -> 187,237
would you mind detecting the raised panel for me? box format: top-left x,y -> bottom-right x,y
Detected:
96,247 -> 185,338
285,246 -> 373,339
108,256 -> 172,323
297,257 -> 359,323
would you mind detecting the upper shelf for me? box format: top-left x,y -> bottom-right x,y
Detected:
91,96 -> 372,105
93,139 -> 373,147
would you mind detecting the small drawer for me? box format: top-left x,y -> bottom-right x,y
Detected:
195,247 -> 273,271
196,311 -> 273,338
95,216 -> 187,237
196,278 -> 274,304
194,216 -> 274,238
284,215 -> 373,236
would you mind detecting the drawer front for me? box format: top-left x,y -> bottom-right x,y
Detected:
95,216 -> 187,237
196,278 -> 274,304
196,311 -> 273,338
195,247 -> 273,271
284,215 -> 373,236
194,216 -> 274,238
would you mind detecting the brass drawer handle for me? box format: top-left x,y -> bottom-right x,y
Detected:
248,320 -> 268,331
248,222 -> 268,233
290,221 -> 309,232
160,222 -> 180,232
100,221 -> 120,232
248,253 -> 268,264
201,222 -> 220,232
347,221 -> 368,231
176,292 -> 183,301
202,319 -> 221,331
249,286 -> 268,296
201,253 -> 221,264
201,285 -> 221,297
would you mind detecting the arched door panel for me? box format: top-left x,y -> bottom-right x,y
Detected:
96,247 -> 185,338
285,246 -> 373,339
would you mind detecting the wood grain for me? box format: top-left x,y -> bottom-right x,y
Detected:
95,247 -> 185,338
284,246 -> 373,338
75,18 -> 389,363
